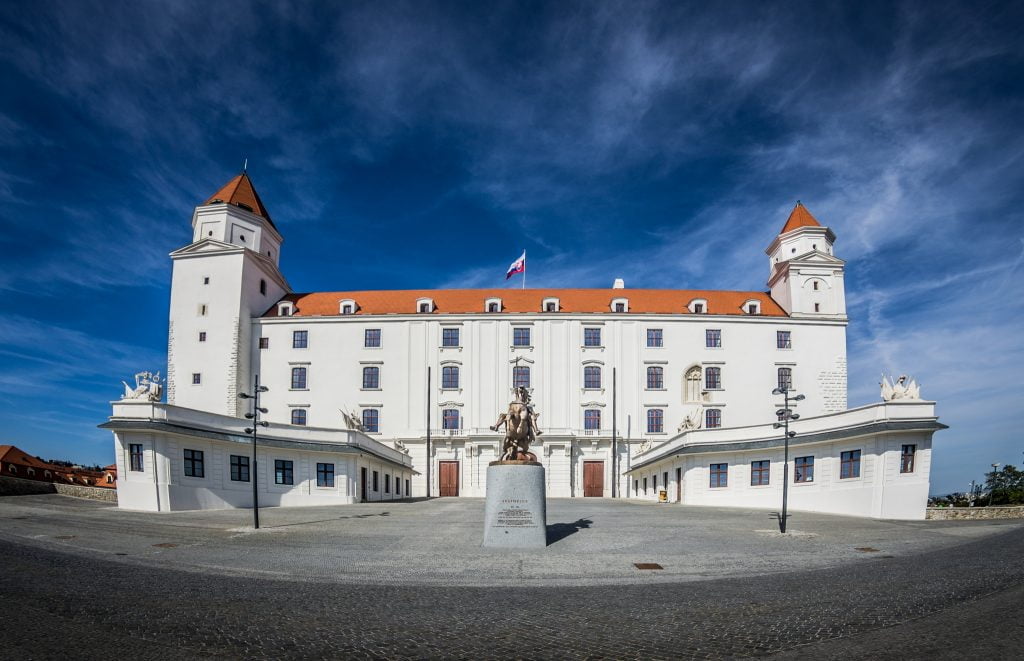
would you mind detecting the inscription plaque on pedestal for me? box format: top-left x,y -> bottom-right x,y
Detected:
482,461 -> 547,548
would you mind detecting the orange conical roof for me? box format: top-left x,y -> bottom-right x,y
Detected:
204,172 -> 276,229
779,201 -> 821,234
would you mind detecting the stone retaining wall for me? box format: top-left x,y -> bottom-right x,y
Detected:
927,506 -> 1024,520
0,476 -> 117,503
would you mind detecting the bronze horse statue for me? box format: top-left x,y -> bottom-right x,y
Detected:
490,386 -> 541,461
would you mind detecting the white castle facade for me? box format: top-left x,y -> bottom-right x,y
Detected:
103,173 -> 945,519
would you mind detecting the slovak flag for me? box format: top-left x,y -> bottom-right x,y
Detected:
505,250 -> 526,279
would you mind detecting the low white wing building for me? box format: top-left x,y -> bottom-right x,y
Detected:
103,173 -> 945,518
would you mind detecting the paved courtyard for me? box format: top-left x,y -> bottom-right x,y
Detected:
1,494 -> 1023,658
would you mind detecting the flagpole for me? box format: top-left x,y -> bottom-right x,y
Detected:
522,250 -> 526,290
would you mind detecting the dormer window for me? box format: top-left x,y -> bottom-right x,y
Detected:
339,299 -> 358,315
744,300 -> 761,315
542,297 -> 560,312
278,301 -> 295,317
688,299 -> 708,314
485,297 -> 502,313
611,297 -> 629,313
416,298 -> 435,313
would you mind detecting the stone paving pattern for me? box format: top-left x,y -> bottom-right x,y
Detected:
1,495 -> 1022,658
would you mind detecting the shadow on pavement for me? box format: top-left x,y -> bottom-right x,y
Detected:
264,511 -> 390,529
546,518 -> 593,545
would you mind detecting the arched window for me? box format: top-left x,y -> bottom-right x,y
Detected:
647,409 -> 664,433
777,367 -> 793,391
684,366 -> 702,402
706,408 -> 722,428
362,409 -> 379,432
646,366 -> 664,389
584,365 -> 601,389
584,409 -> 601,430
442,366 -> 460,389
705,366 -> 722,390
442,408 -> 460,430
291,409 -> 307,426
362,366 -> 380,389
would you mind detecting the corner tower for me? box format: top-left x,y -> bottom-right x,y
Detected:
765,202 -> 846,319
166,172 -> 290,416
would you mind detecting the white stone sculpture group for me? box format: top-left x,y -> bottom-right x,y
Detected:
880,374 -> 922,401
120,371 -> 163,402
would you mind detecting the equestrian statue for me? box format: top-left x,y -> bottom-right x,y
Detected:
490,386 -> 543,461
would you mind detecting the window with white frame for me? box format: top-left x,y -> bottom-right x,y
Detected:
291,409 -> 307,426
583,327 -> 601,347
777,330 -> 792,349
647,408 -> 664,433
689,299 -> 708,314
365,328 -> 381,347
513,327 -> 531,347
647,328 -> 663,347
705,408 -> 722,428
646,366 -> 664,389
362,366 -> 380,389
583,365 -> 601,389
513,365 -> 531,388
442,328 -> 460,347
291,367 -> 307,389
441,365 -> 460,389
542,297 -> 559,312
706,329 -> 721,348
362,409 -> 379,432
705,366 -> 722,389
292,330 -> 308,348
584,409 -> 601,430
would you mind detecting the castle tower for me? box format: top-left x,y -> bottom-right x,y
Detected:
765,202 -> 847,319
165,172 -> 290,416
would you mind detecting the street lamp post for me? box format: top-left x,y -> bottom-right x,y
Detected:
772,386 -> 804,534
987,463 -> 1001,507
239,375 -> 269,529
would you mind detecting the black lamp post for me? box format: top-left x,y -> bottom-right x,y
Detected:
239,375 -> 269,529
772,386 -> 804,534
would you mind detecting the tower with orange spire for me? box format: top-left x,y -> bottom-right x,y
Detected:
165,171 -> 290,416
765,201 -> 846,319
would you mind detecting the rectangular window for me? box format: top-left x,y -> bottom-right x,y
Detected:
203,276 -> 210,285
362,366 -> 380,389
840,450 -> 862,479
230,455 -> 250,482
643,477 -> 648,495
710,463 -> 728,488
442,408 -> 460,430
441,366 -> 460,389
364,329 -> 381,348
900,444 -> 917,473
705,366 -> 721,389
584,327 -> 601,347
513,365 -> 530,388
706,329 -> 721,348
291,409 -> 307,426
634,479 -> 639,496
373,470 -> 379,492
647,409 -> 663,433
513,327 -> 531,347
293,330 -> 308,348
259,337 -> 269,349
384,474 -> 390,493
646,329 -> 663,347
442,328 -> 460,347
750,460 -> 770,486
777,367 -> 793,391
653,475 -> 657,490
584,366 -> 601,389
183,449 -> 204,478
405,479 -> 410,496
274,459 -> 294,485
291,366 -> 307,389
705,408 -> 722,428
317,462 -> 335,487
198,331 -> 206,342
199,304 -> 207,316
777,330 -> 792,349
129,444 -> 144,472
192,373 -> 201,385
362,409 -> 379,432
584,409 -> 601,430
646,366 -> 664,389
795,456 -> 814,483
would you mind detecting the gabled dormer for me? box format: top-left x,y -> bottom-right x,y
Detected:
766,202 -> 846,319
191,172 -> 284,268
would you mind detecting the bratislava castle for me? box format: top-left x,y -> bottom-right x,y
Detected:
104,173 -> 945,519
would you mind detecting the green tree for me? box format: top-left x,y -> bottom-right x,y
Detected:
984,464 -> 1024,506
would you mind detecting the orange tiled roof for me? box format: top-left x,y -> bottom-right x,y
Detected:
779,201 -> 821,234
265,289 -> 787,317
203,172 -> 276,229
0,445 -> 59,471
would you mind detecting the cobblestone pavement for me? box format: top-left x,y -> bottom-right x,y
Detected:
0,495 -> 1022,658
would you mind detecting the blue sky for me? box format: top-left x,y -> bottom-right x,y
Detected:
0,1 -> 1021,492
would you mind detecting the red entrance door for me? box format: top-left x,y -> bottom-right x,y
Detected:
583,461 -> 604,497
439,461 -> 459,497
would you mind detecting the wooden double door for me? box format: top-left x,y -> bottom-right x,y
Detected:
583,461 -> 604,497
438,461 -> 459,497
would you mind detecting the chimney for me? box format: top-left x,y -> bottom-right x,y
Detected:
612,278 -> 625,289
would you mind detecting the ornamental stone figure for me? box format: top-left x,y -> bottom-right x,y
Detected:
880,374 -> 922,401
120,371 -> 163,402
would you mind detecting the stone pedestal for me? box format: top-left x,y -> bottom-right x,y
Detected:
482,461 -> 547,548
